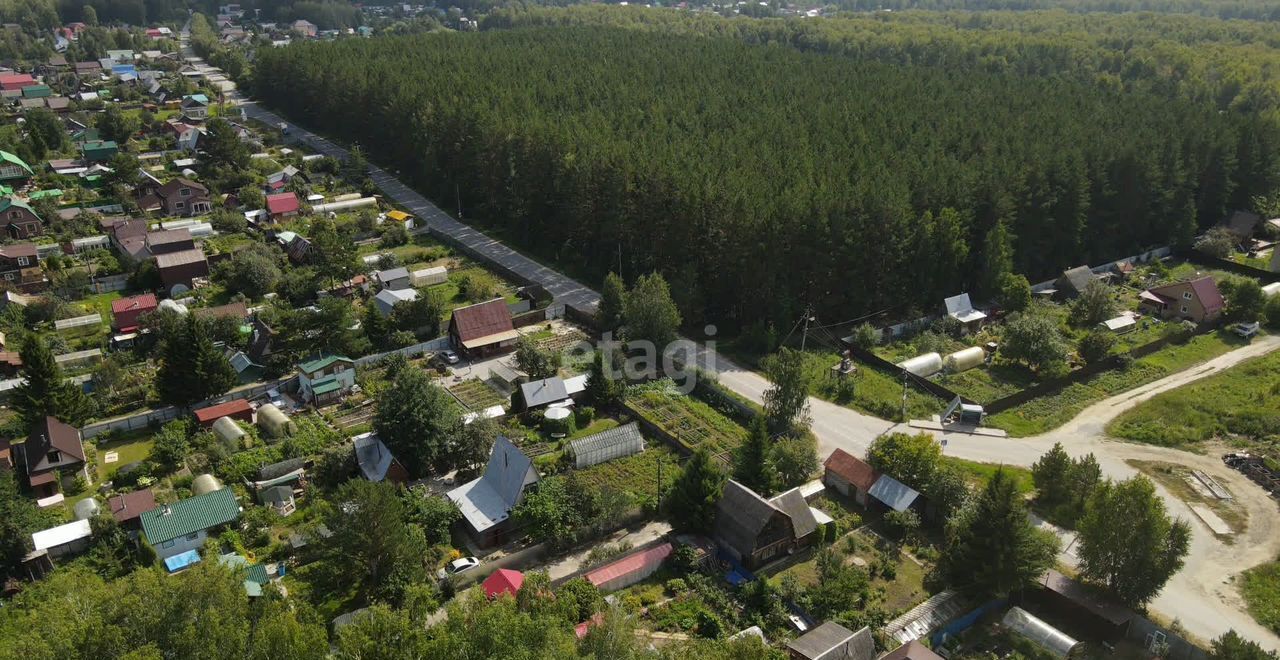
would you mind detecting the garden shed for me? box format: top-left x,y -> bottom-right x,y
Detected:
1098,315 -> 1136,334
568,423 -> 644,469
256,403 -> 294,439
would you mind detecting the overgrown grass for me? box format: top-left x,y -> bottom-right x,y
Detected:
945,458 -> 1035,496
1109,350 -> 1280,448
448,378 -> 507,411
796,350 -> 941,422
1242,560 -> 1280,634
574,444 -> 678,509
989,329 -> 1253,437
627,381 -> 747,456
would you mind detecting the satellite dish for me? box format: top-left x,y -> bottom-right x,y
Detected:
169,283 -> 190,297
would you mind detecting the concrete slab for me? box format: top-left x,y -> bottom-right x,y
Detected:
1189,504 -> 1234,536
907,419 -> 1008,438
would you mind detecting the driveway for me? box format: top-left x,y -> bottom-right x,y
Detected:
213,76 -> 1279,648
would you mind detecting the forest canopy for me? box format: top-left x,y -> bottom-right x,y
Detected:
251,22 -> 1279,329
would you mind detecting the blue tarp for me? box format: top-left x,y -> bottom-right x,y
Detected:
164,549 -> 201,572
931,598 -> 1007,647
111,64 -> 136,75
716,549 -> 756,585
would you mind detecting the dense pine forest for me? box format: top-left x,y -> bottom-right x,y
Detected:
251,17 -> 1280,328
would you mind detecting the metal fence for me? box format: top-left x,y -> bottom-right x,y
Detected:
81,379 -> 293,439
353,336 -> 451,367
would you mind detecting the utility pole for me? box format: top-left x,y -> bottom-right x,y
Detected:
901,369 -> 908,421
455,184 -> 462,219
800,306 -> 814,351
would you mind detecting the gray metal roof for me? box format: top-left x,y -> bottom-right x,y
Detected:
519,376 -> 569,408
769,488 -> 818,540
868,475 -> 920,512
353,432 -> 394,481
377,267 -> 409,282
787,622 -> 875,660
485,435 -> 534,508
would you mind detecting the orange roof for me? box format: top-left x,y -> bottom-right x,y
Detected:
194,399 -> 252,424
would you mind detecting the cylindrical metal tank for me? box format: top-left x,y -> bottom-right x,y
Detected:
898,352 -> 943,377
944,346 -> 985,373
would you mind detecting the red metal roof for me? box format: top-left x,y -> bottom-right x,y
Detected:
111,293 -> 158,315
194,399 -> 252,424
108,489 -> 157,523
0,74 -> 36,90
585,543 -> 672,588
450,299 -> 514,343
824,448 -> 880,492
266,192 -> 300,215
483,569 -> 524,599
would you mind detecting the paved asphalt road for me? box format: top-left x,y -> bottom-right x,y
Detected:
223,83 -> 1280,648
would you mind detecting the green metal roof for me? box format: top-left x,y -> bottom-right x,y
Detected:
21,85 -> 51,98
0,197 -> 38,219
141,488 -> 240,544
0,151 -> 32,176
311,375 -> 343,395
298,354 -> 353,374
27,189 -> 62,199
82,140 -> 118,151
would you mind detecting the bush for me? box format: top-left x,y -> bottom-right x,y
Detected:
1266,296 -> 1280,329
665,578 -> 689,595
850,323 -> 878,350
1077,330 -> 1116,364
882,509 -> 921,542
575,406 -> 596,426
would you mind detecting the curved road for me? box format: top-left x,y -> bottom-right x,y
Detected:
214,72 -> 1279,648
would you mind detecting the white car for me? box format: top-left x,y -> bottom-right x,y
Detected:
437,556 -> 480,579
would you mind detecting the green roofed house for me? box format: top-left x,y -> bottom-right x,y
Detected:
0,151 -> 33,182
296,354 -> 356,406
140,487 -> 241,560
218,553 -> 271,596
81,139 -> 118,163
21,84 -> 51,98
0,197 -> 43,238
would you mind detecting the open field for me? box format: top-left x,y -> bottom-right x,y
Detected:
1108,350 -> 1280,449
1128,459 -> 1247,541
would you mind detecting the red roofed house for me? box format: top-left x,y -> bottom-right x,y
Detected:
483,568 -> 524,599
193,399 -> 253,427
1138,276 -> 1224,324
111,293 -> 158,331
585,542 -> 672,593
449,299 -> 517,358
823,448 -> 880,507
265,192 -> 300,221
19,417 -> 88,499
108,488 -> 157,529
0,73 -> 36,91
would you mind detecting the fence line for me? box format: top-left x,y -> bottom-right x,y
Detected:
81,379 -> 293,439
1178,249 -> 1280,283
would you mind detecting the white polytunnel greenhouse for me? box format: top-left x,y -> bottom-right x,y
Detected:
944,346 -> 985,373
568,423 -> 645,469
898,352 -> 943,378
1000,607 -> 1080,658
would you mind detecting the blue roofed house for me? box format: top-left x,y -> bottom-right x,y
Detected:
140,487 -> 241,560
296,355 -> 356,405
447,436 -> 539,547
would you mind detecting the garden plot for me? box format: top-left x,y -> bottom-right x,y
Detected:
626,382 -> 747,458
448,378 -> 508,411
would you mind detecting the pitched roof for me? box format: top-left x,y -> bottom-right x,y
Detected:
519,376 -> 569,408
266,192 -> 299,215
140,488 -> 240,544
156,177 -> 208,198
354,432 -> 395,481
450,299 -> 515,345
880,640 -> 944,660
146,228 -> 192,247
714,480 -> 790,558
25,416 -> 84,473
108,489 -> 157,523
787,622 -> 875,660
447,436 -> 537,532
298,354 -> 353,374
1057,266 -> 1095,294
111,293 -> 158,315
155,248 -> 207,269
483,568 -> 524,599
768,488 -> 818,540
0,150 -> 33,175
585,542 -> 673,589
0,242 -> 37,258
1147,276 -> 1224,315
868,475 -> 920,512
376,266 -> 408,283
824,448 -> 879,492
193,301 -> 248,321
194,398 -> 252,424
0,197 -> 38,219
32,519 -> 92,552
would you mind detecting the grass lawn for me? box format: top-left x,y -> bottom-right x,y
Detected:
988,329 -> 1254,437
1127,459 -> 1247,540
1242,559 -> 1280,635
1107,349 -> 1280,449
945,458 -> 1035,496
574,444 -> 678,508
73,290 -> 124,319
796,350 -> 942,422
567,417 -> 620,440
94,433 -> 156,481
